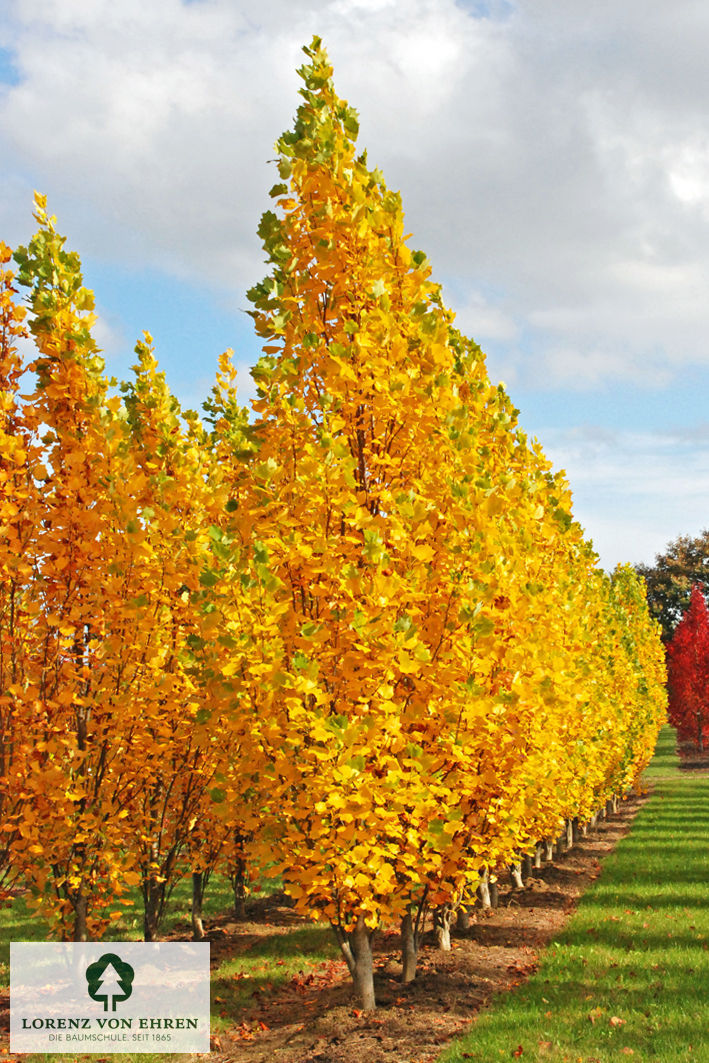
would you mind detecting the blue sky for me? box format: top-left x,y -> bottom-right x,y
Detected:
2,0 -> 709,570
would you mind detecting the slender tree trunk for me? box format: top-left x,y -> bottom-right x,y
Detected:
534,843 -> 543,869
572,817 -> 580,843
560,819 -> 573,851
191,871 -> 206,940
143,878 -> 164,942
605,799 -> 613,817
510,861 -> 524,889
456,905 -> 470,931
489,879 -> 499,908
400,892 -> 427,982
477,869 -> 491,909
612,795 -> 618,814
230,830 -> 248,919
544,838 -> 554,862
522,852 -> 533,878
434,905 -> 453,951
73,894 -> 89,942
401,912 -> 418,983
232,863 -> 247,920
334,916 -> 376,1010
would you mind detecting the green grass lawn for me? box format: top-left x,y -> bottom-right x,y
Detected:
440,725 -> 709,1063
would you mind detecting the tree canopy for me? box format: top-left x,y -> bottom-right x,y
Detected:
635,530 -> 709,642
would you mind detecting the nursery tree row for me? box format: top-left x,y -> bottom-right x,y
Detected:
0,38 -> 667,1009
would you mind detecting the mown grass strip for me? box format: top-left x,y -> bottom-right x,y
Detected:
440,726 -> 709,1063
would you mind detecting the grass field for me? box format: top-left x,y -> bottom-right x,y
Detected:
440,726 -> 709,1062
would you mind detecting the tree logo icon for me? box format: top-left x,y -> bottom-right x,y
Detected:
85,953 -> 135,1012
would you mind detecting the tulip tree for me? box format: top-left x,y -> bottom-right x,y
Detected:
8,197 -> 142,938
0,242 -> 36,898
237,36 -> 505,1005
6,202 -> 229,940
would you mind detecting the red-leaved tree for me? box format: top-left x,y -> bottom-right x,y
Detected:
666,584 -> 709,750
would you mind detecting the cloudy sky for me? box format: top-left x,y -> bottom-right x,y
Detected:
2,0 -> 709,570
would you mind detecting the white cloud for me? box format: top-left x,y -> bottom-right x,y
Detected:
4,0 -> 709,399
450,290 -> 520,344
541,424 -> 709,570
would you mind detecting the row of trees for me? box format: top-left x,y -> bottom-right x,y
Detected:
0,39 -> 667,1009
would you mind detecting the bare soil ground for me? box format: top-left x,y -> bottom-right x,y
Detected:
0,793 -> 647,1063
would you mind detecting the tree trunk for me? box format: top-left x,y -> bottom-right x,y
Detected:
401,912 -> 418,983
231,832 -> 248,920
510,861 -> 524,889
612,795 -> 618,814
232,862 -> 247,920
580,821 -> 588,837
544,838 -> 554,862
522,853 -> 533,878
534,843 -> 543,869
605,799 -> 613,817
564,819 -> 574,851
334,916 -> 376,1010
489,879 -> 499,908
143,878 -> 164,942
456,905 -> 470,931
477,869 -> 491,909
73,894 -> 89,942
572,817 -> 580,843
433,905 -> 453,950
191,871 -> 206,940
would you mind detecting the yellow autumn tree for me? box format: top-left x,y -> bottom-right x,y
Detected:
7,201 -> 233,941
8,197 -> 143,938
211,39 -> 668,1010
0,242 -> 37,899
218,37 -> 591,1005
116,335 -> 230,941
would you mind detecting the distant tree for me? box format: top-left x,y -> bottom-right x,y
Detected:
666,585 -> 709,751
635,531 -> 709,642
